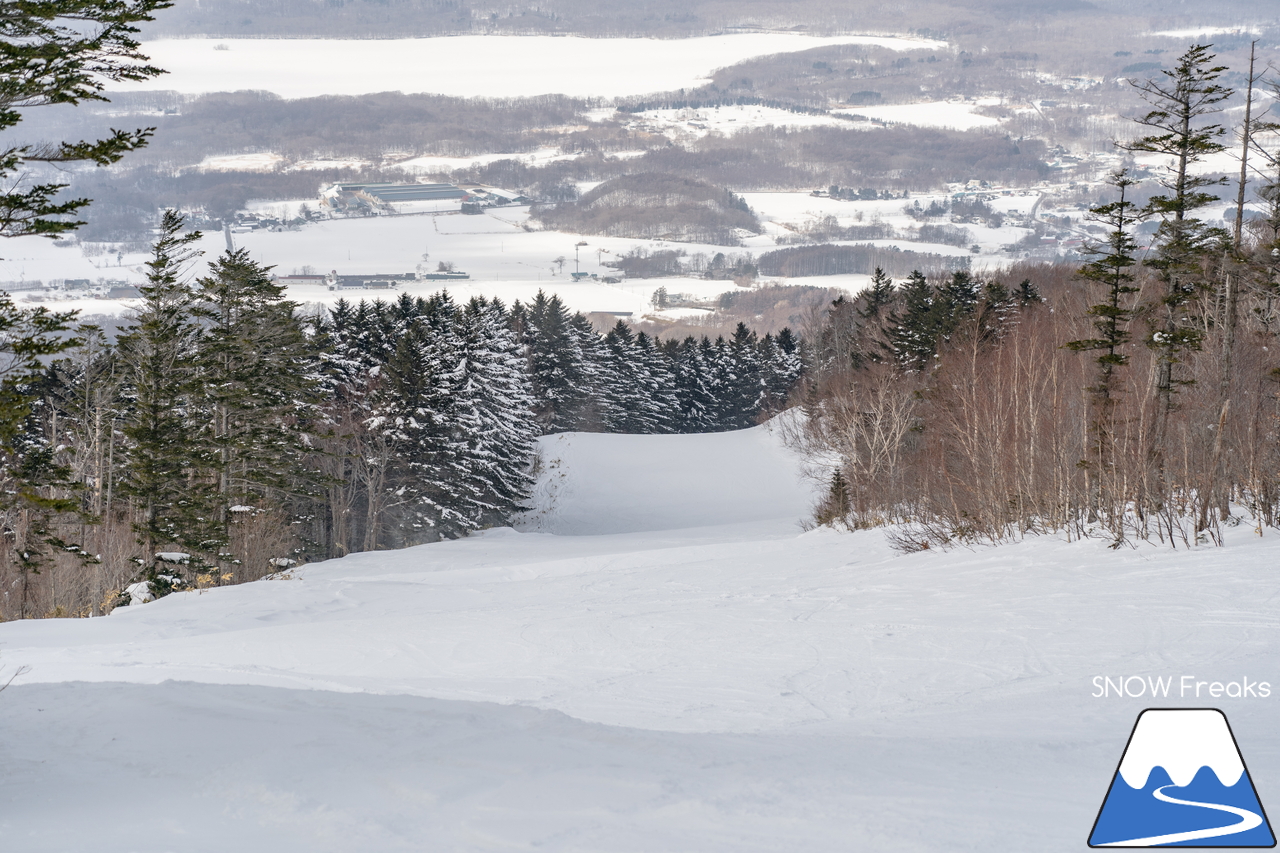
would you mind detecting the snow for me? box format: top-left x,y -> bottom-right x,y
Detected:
0,182 -> 1057,318
198,151 -> 287,171
4,418 -> 1280,849
625,100 -> 1003,139
199,153 -> 375,173
121,33 -> 946,100
625,104 -> 864,138
1149,26 -> 1263,39
122,582 -> 152,605
395,148 -> 580,174
645,305 -> 715,321
517,424 -> 815,535
834,100 -> 1001,131
293,156 -> 371,171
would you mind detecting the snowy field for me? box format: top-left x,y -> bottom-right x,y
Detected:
1149,26 -> 1264,39
4,185 -> 1052,319
121,33 -> 946,99
0,211 -> 767,318
626,104 -> 868,138
4,420 -> 1280,850
395,147 -> 583,175
834,99 -> 1002,131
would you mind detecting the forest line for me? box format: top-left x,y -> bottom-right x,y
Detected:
0,212 -> 803,619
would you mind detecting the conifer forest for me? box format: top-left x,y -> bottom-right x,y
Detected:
0,209 -> 804,619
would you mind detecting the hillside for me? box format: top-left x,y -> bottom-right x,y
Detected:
3,419 -> 1280,851
532,173 -> 760,245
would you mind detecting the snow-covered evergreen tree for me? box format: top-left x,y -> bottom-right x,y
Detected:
566,311 -> 612,431
724,322 -> 764,429
885,270 -> 936,372
758,332 -> 800,415
523,291 -> 593,433
377,295 -> 473,543
634,331 -> 677,433
672,336 -> 717,433
453,297 -> 537,526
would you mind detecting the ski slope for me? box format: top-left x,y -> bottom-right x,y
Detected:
4,419 -> 1280,851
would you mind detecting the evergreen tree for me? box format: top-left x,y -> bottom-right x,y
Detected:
1121,44 -> 1233,415
192,248 -> 321,568
453,298 -> 537,525
523,291 -> 593,433
886,270 -> 936,371
0,0 -> 177,609
706,336 -> 740,430
1066,170 -> 1144,519
759,332 -> 803,414
634,331 -> 678,433
725,322 -> 764,429
1,0 -> 172,241
1067,170 -> 1143,404
566,311 -> 612,430
378,298 -> 472,542
602,321 -> 654,433
853,268 -> 896,365
932,270 -> 980,343
972,280 -> 1018,343
859,267 -> 896,322
1014,278 -> 1041,306
116,210 -> 217,591
815,469 -> 852,526
673,336 -> 717,433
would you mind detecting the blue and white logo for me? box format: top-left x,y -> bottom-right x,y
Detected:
1089,709 -> 1275,847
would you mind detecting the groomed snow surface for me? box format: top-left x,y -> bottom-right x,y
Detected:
5,419 -> 1280,851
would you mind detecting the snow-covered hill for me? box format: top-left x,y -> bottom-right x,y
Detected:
4,420 -> 1280,851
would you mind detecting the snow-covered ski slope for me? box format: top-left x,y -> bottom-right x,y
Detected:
517,424 -> 815,534
4,419 -> 1280,851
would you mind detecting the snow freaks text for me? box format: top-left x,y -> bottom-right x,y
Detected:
1092,677 -> 1272,699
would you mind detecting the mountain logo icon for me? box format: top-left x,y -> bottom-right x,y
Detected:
1089,708 -> 1276,847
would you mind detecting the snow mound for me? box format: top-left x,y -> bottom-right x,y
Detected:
517,418 -> 816,535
